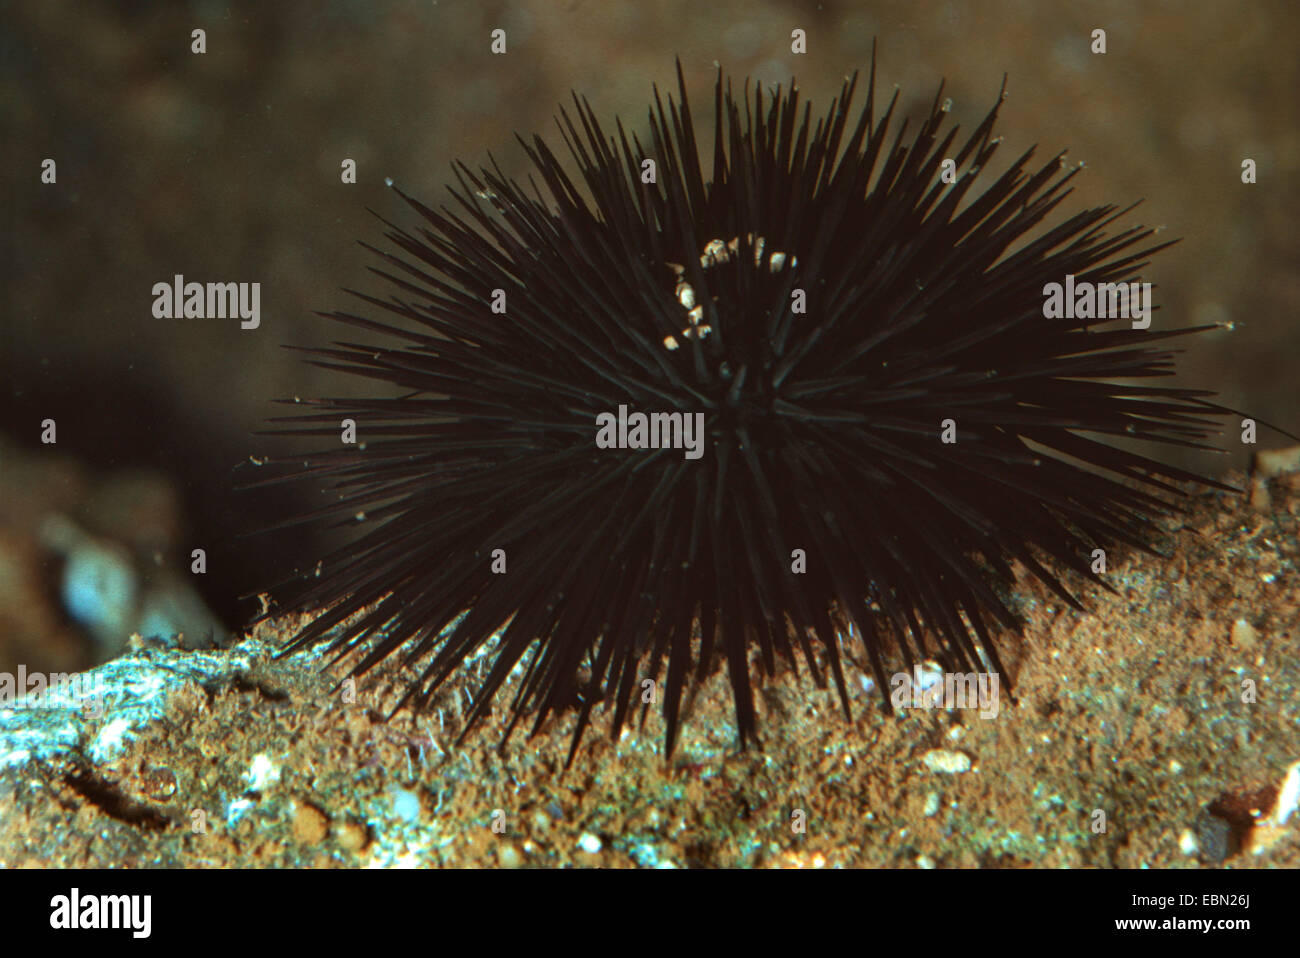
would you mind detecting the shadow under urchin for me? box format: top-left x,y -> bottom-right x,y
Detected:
246,50 -> 1242,764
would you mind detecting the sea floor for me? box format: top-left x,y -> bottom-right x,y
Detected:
1,465 -> 1297,868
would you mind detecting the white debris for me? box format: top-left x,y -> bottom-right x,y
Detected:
1245,759 -> 1300,857
390,787 -> 422,823
90,718 -> 135,764
0,637 -> 290,772
226,798 -> 254,827
915,660 -> 945,692
243,753 -> 281,792
1265,760 -> 1300,827
922,749 -> 971,774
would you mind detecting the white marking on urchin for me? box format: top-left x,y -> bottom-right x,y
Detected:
662,235 -> 795,352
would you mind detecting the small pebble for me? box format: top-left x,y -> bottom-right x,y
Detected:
291,802 -> 329,845
578,832 -> 602,854
923,792 -> 941,817
922,749 -> 971,774
142,766 -> 177,801
497,842 -> 524,868
1195,809 -> 1236,863
1230,618 -> 1258,650
336,821 -> 369,852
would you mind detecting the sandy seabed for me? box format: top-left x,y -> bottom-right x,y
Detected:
0,469 -> 1297,869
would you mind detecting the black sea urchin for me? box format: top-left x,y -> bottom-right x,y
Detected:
251,54 -> 1243,761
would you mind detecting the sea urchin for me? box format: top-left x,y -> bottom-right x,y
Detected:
251,53 -> 1242,762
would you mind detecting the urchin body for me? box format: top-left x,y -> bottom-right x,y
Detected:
254,55 -> 1235,761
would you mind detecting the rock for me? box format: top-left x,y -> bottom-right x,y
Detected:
496,842 -> 524,868
292,802 -> 329,845
922,749 -> 971,774
336,821 -> 370,853
1194,809 -> 1236,864
1230,618 -> 1258,650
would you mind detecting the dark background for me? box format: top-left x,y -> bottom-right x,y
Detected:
3,0 -> 1297,638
